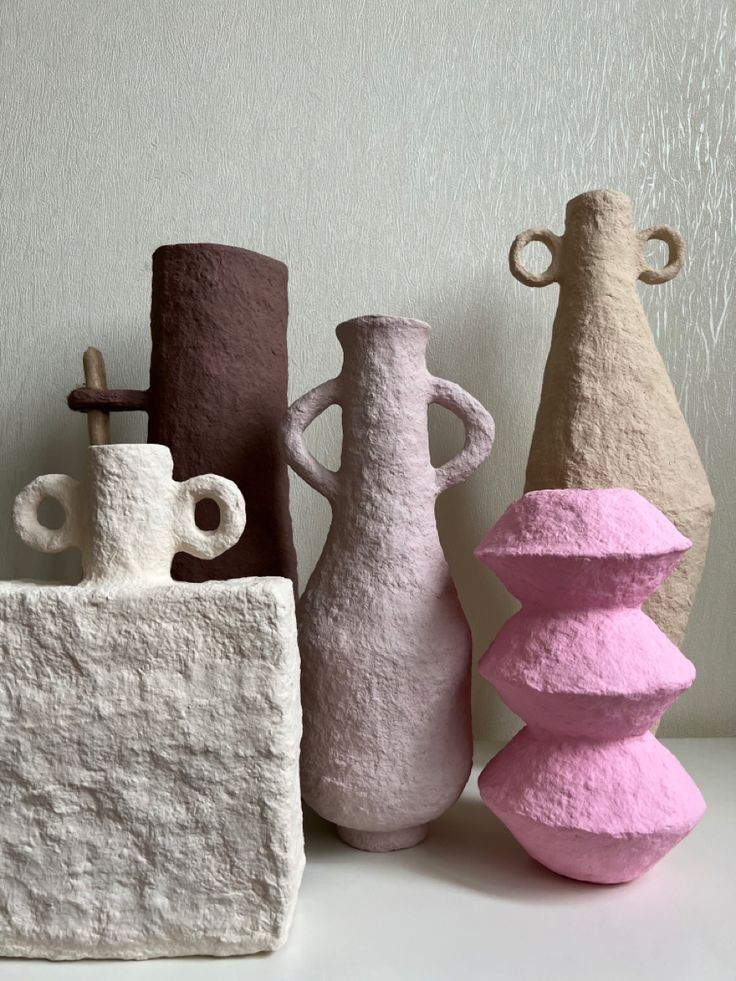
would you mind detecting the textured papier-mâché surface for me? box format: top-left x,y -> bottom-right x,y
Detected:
513,189 -> 715,648
0,444 -> 303,958
475,488 -> 706,884
284,315 -> 494,852
68,243 -> 298,586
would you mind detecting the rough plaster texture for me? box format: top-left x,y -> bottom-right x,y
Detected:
476,489 -> 706,883
479,730 -> 706,885
68,243 -> 298,585
14,444 -> 247,582
515,189 -> 715,648
284,316 -> 494,850
2,444 -> 304,957
0,0 -> 733,737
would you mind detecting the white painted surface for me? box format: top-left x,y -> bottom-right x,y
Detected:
2,740 -> 734,979
0,575 -> 304,957
0,1 -> 733,737
13,444 -> 246,578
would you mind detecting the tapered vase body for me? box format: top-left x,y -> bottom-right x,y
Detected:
511,190 -> 714,647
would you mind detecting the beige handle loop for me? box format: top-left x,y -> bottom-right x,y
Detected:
13,474 -> 83,554
509,228 -> 562,287
176,475 -> 246,560
638,226 -> 684,284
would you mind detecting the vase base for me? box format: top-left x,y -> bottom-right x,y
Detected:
336,824 -> 428,852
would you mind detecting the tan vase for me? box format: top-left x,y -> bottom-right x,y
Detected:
511,189 -> 714,648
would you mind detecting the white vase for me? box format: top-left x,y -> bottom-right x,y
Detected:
0,444 -> 303,959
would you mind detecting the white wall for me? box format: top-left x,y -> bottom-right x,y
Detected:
0,0 -> 733,737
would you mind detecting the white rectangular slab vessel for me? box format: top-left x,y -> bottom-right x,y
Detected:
0,444 -> 304,959
0,577 -> 303,959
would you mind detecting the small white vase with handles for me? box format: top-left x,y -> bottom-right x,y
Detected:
0,443 -> 303,960
13,442 -> 246,583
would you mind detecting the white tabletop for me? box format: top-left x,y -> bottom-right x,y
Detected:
2,739 -> 734,981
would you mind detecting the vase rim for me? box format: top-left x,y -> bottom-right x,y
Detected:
152,242 -> 287,271
336,315 -> 431,336
565,188 -> 633,217
87,443 -> 173,459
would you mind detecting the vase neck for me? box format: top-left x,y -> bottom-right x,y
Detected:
337,316 -> 430,381
333,317 -> 435,494
336,318 -> 432,428
560,191 -> 642,287
82,445 -> 176,583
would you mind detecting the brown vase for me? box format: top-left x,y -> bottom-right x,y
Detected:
68,243 -> 297,585
511,189 -> 714,647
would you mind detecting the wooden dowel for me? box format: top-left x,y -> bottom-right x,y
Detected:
67,388 -> 150,413
82,347 -> 111,445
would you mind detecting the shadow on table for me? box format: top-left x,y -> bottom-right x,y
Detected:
304,797 -> 621,903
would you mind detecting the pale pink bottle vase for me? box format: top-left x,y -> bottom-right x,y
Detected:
475,488 -> 706,883
284,315 -> 495,851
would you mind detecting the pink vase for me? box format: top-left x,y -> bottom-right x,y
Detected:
475,488 -> 706,883
284,315 -> 495,851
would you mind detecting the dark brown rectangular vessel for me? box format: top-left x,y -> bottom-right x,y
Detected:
69,243 -> 297,584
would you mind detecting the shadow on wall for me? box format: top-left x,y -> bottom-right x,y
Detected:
424,282 -> 526,738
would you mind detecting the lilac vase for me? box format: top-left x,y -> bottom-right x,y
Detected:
284,315 -> 495,851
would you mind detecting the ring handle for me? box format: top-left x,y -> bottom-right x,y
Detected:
13,474 -> 83,554
431,379 -> 495,494
176,474 -> 246,560
638,225 -> 684,284
282,378 -> 341,503
509,228 -> 563,287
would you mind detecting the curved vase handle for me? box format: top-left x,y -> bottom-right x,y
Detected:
13,474 -> 83,554
176,474 -> 246,560
431,379 -> 495,494
283,378 -> 341,503
509,228 -> 563,287
638,225 -> 684,284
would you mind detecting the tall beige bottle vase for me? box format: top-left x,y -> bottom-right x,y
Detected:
510,189 -> 715,649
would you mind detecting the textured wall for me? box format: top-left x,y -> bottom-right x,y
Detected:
0,0 -> 733,737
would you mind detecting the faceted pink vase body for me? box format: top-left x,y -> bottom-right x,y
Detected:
284,316 -> 495,851
475,489 -> 706,883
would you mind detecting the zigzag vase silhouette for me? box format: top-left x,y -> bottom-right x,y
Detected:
475,488 -> 706,884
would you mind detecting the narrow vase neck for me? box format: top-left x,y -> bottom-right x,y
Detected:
336,317 -> 431,393
335,317 -> 434,492
82,445 -> 176,584
560,192 -> 643,288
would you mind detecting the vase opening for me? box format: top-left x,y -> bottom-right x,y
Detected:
336,315 -> 431,339
565,188 -> 633,220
